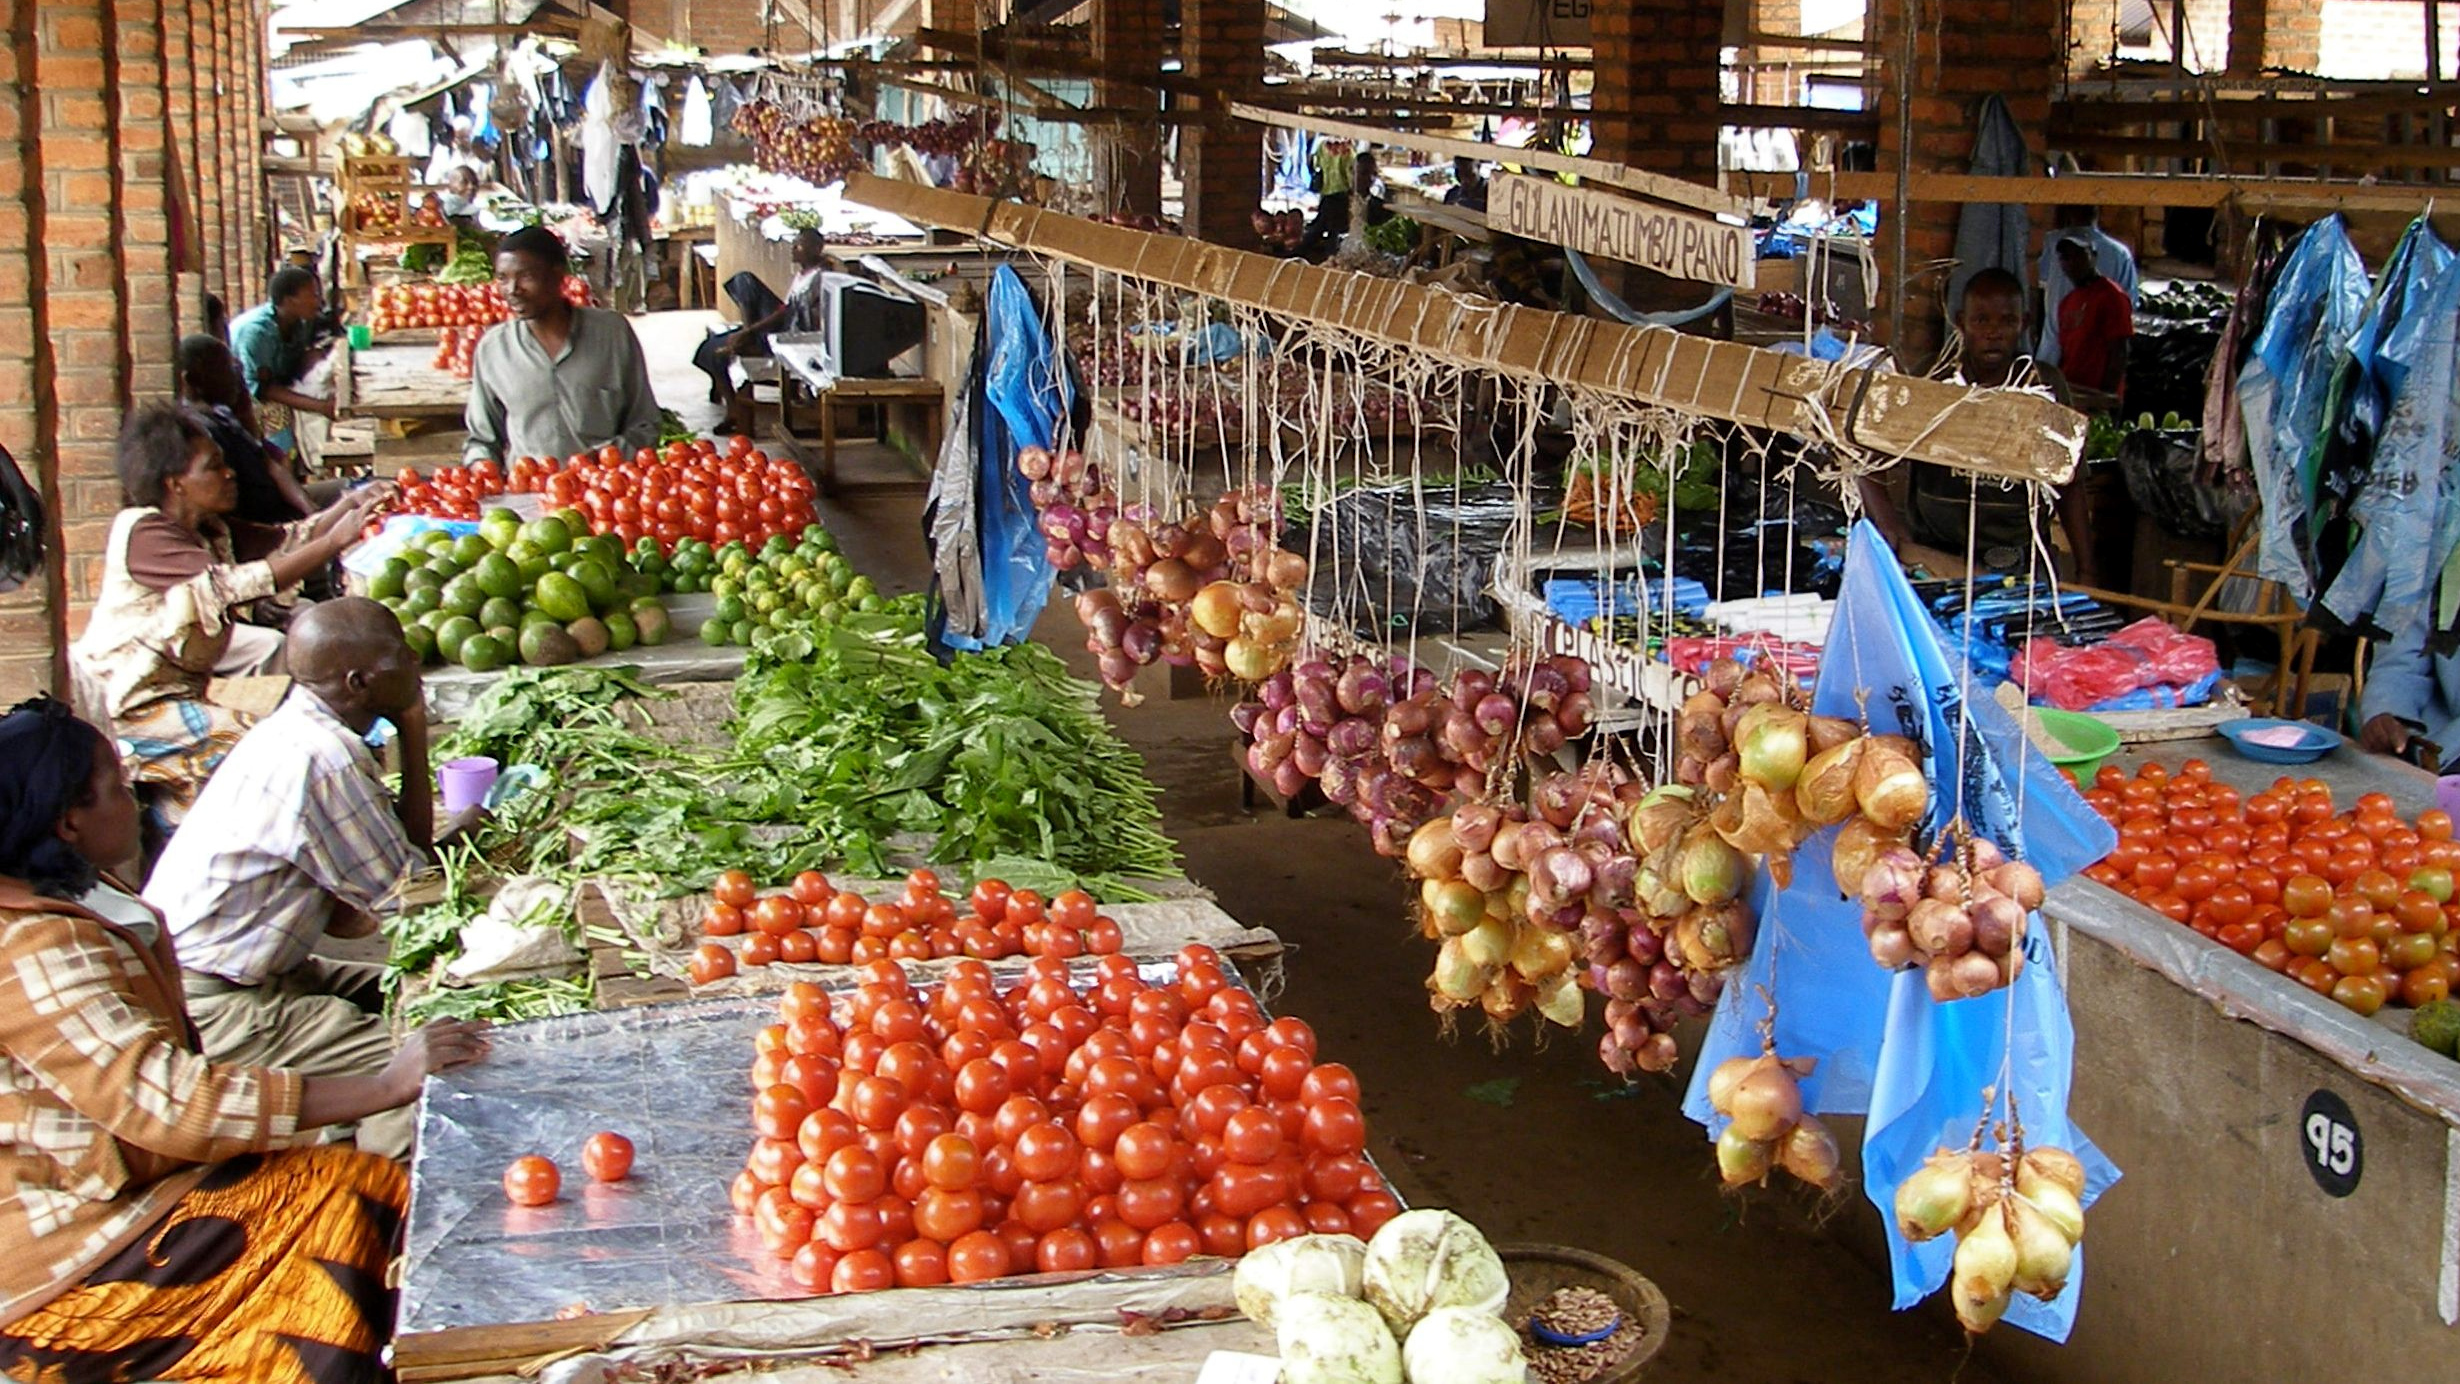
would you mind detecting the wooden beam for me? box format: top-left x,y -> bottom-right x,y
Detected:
840,170 -> 2083,485
2055,88 -> 2460,121
2045,129 -> 2460,172
1229,103 -> 1750,219
274,22 -> 579,38
1730,167 -> 2460,214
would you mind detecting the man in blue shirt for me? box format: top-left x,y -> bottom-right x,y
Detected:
2033,206 -> 2139,370
2358,613 -> 2460,769
226,266 -> 336,458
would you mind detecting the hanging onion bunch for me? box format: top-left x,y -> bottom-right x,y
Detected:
1893,1143 -> 2089,1332
1704,1053 -> 1842,1192
1857,828 -> 2045,1002
1019,444 -> 1118,573
1235,655 -> 1446,850
1407,804 -> 1602,1040
1186,489 -> 1309,683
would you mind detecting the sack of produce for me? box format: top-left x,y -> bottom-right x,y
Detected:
1277,1291 -> 1402,1384
1401,1306 -> 1527,1384
1235,1233 -> 1369,1329
1360,1209 -> 1509,1333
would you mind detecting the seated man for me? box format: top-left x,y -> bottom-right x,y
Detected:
2357,612 -> 2460,769
144,597 -> 471,1158
692,229 -> 829,436
228,266 -> 338,464
1857,267 -> 2094,579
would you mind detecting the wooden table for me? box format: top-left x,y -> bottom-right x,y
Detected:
767,338 -> 943,496
340,338 -> 469,421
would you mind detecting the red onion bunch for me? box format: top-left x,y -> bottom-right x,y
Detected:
733,102 -> 859,185
1857,830 -> 2045,1002
1019,444 -> 1116,573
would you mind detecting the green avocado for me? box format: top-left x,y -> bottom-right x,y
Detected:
632,604 -> 671,647
531,571 -> 591,623
602,609 -> 638,652
566,616 -> 611,659
433,615 -> 481,663
459,632 -> 510,673
518,622 -> 583,667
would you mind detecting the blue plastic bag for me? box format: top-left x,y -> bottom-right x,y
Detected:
939,266 -> 1066,652
2242,217 -> 2369,600
1683,521 -> 2119,1341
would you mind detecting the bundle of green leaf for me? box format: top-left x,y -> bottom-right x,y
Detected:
380,842 -> 597,1024
436,236 -> 497,285
551,611 -> 1181,896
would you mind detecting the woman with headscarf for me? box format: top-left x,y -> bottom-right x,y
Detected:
69,402 -> 387,830
0,697 -> 489,1383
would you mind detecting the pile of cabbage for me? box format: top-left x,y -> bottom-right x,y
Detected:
1235,1209 -> 1526,1384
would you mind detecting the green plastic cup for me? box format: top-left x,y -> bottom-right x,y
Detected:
347,323 -> 373,349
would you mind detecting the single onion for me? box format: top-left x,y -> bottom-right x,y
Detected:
1272,760 -> 1309,800
1856,748 -> 1930,831
1326,718 -> 1378,761
1259,671 -> 1295,710
2007,1194 -> 2075,1300
1867,921 -> 1917,969
1190,582 -> 1244,639
1423,878 -> 1485,936
1122,621 -> 1162,665
1145,557 -> 1200,604
1335,663 -> 1388,717
1223,638 -> 1277,683
1528,846 -> 1595,912
1778,1115 -> 1843,1190
1893,1151 -> 1976,1242
1716,1126 -> 1775,1187
1523,712 -> 1566,758
1458,850 -> 1506,892
1556,691 -> 1592,738
1986,862 -> 2047,910
1971,896 -> 2024,957
1678,829 -> 1745,907
1829,816 -> 1899,898
1291,733 -> 1330,778
1724,1058 -> 1804,1142
1230,701 -> 1265,736
1859,847 -> 1924,909
1450,802 -> 1502,854
1734,703 -> 1810,792
1407,819 -> 1466,880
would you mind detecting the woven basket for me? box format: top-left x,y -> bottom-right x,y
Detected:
1498,1243 -> 1671,1383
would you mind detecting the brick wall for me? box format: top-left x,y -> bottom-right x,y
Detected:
2318,0 -> 2457,78
1180,0 -> 1265,249
1872,0 -> 2063,367
0,0 -> 273,701
1590,0 -> 1725,179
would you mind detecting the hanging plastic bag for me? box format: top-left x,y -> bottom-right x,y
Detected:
2240,216 -> 2368,600
1682,521 -> 2118,1341
0,443 -> 43,595
935,265 -> 1065,653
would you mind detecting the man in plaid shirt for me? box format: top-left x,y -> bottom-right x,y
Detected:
146,598 -> 465,1158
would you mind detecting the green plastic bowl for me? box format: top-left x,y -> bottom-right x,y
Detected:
2033,707 -> 2120,784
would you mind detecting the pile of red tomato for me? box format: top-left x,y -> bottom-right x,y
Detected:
429,325 -> 483,379
392,438 -> 820,552
2081,759 -> 2460,1014
687,870 -> 1126,985
367,277 -> 590,332
731,946 -> 1395,1295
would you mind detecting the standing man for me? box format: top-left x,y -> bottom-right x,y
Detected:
1857,268 -> 2096,579
2034,205 -> 2138,369
227,266 -> 337,463
144,598 -> 475,1158
464,225 -> 662,464
2051,236 -> 2135,403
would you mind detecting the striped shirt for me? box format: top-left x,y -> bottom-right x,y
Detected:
0,879 -> 304,1325
146,691 -> 424,986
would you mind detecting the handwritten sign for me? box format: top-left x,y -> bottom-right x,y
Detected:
1490,172 -> 1756,290
1484,0 -> 1592,47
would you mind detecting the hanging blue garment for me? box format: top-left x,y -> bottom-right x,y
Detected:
2241,217 -> 2369,599
2316,219 -> 2456,638
934,265 -> 1064,652
1682,521 -> 2118,1342
1947,96 -> 2032,318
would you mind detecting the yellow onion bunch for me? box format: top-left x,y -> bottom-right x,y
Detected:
1677,659 -> 1897,887
1407,810 -> 1588,1038
1892,1144 -> 2089,1332
1704,1054 -> 1843,1192
1853,829 -> 2046,1001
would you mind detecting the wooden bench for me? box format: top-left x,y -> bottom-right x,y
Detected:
775,373 -> 944,497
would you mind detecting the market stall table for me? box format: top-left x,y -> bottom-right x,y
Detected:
339,336 -> 470,421
2014,735 -> 2460,1384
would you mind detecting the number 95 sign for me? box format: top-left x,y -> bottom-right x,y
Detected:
2300,1090 -> 2362,1197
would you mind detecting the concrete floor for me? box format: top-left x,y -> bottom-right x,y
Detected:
392,312 -> 2009,1382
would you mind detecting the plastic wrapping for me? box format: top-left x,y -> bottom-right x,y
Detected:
0,444 -> 46,594
1296,481 -> 1524,638
2013,616 -> 2221,712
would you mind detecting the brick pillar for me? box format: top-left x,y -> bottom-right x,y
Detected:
186,0 -> 227,302
2227,0 -> 2268,73
238,0 -> 268,297
114,0 -> 177,403
1590,0 -> 1725,180
2267,0 -> 2323,70
0,0 -> 68,700
1181,0 -> 1264,249
1872,0 -> 2061,367
1091,0 -> 1164,216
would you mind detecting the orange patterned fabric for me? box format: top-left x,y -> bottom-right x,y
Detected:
0,1147 -> 405,1384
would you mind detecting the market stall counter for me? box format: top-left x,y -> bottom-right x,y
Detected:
1999,739 -> 2460,1384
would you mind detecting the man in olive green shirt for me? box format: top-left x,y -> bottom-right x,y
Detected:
463,226 -> 662,465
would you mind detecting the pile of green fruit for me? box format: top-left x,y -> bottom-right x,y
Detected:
674,526 -> 886,647
366,510 -> 673,672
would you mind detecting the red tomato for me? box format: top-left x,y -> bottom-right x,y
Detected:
1013,1122 -> 1081,1182
1346,1190 -> 1401,1237
1011,1177 -> 1083,1234
948,1230 -> 1011,1284
1036,1226 -> 1099,1273
702,902 -> 746,937
753,895 -> 806,937
1113,1122 -> 1175,1181
914,1186 -> 985,1242
740,932 -> 782,967
581,1131 -> 634,1183
753,1084 -> 812,1141
832,1248 -> 895,1293
688,943 -> 737,985
789,1241 -> 840,1292
778,929 -> 818,964
503,1155 -> 560,1207
924,1133 -> 980,1191
819,1199 -> 885,1253
1302,1098 -> 1366,1155
713,870 -> 757,909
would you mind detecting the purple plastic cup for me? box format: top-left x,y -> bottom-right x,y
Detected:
438,756 -> 500,814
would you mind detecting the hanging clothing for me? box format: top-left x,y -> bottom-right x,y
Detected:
681,76 -> 714,146
1946,95 -> 2030,319
581,64 -> 619,215
385,109 -> 432,158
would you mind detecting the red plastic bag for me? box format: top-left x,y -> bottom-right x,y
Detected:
2014,617 -> 2220,711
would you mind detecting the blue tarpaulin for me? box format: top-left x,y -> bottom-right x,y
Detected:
1682,521 -> 2118,1341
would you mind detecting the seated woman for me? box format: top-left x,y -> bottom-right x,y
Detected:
68,403 -> 386,829
0,698 -> 488,1383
